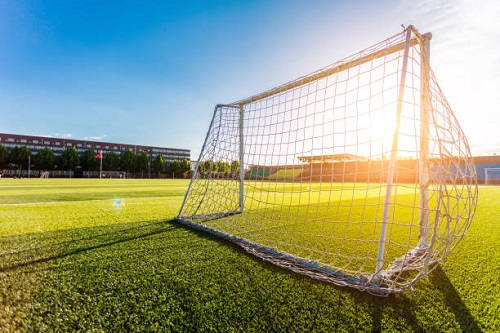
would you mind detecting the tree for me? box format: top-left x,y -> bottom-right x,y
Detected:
167,160 -> 181,178
60,147 -> 79,176
9,146 -> 31,168
0,144 -> 8,168
121,149 -> 137,173
35,147 -> 55,171
81,148 -> 99,171
180,159 -> 192,176
136,151 -> 150,178
153,154 -> 165,177
103,152 -> 120,171
230,160 -> 240,178
217,161 -> 230,176
9,146 -> 31,176
197,160 -> 213,178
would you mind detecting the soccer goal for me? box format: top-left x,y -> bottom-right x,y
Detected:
485,168 -> 500,185
177,26 -> 478,296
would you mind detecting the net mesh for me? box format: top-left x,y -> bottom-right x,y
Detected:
177,26 -> 478,295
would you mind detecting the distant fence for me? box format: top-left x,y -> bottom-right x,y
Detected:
0,169 -> 192,179
0,169 -> 132,179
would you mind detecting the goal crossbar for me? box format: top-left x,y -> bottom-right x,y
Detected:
235,27 -> 431,107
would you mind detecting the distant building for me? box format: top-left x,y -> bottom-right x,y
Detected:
0,132 -> 190,165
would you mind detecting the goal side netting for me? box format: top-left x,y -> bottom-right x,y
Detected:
177,26 -> 478,296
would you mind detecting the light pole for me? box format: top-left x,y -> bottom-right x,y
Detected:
148,151 -> 152,179
148,158 -> 151,179
28,155 -> 31,179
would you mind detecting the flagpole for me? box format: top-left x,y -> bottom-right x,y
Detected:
99,150 -> 103,179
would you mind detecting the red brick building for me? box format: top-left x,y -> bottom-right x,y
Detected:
0,132 -> 189,162
0,132 -> 190,177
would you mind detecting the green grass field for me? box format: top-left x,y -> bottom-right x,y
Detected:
0,179 -> 498,332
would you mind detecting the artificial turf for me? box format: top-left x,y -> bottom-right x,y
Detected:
0,179 -> 498,332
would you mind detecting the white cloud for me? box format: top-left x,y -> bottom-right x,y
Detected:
55,133 -> 72,138
83,135 -> 108,141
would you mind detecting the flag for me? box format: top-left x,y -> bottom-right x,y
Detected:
96,151 -> 103,179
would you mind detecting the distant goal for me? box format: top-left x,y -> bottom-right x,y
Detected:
485,168 -> 500,185
177,26 -> 478,296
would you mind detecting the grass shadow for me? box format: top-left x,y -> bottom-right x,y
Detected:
369,293 -> 424,333
366,265 -> 484,333
173,218 -> 486,332
172,218 -> 426,331
0,219 -> 182,332
430,266 -> 483,333
0,220 -> 180,273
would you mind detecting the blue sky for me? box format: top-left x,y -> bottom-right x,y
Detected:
1,0 -> 499,158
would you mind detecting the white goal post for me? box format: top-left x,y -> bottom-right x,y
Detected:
177,26 -> 478,296
485,168 -> 500,185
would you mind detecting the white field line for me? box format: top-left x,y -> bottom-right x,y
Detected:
0,196 -> 170,207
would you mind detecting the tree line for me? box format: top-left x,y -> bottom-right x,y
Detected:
0,144 -> 191,178
196,160 -> 240,178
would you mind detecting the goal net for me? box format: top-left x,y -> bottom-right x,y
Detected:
485,168 -> 500,185
177,26 -> 478,295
